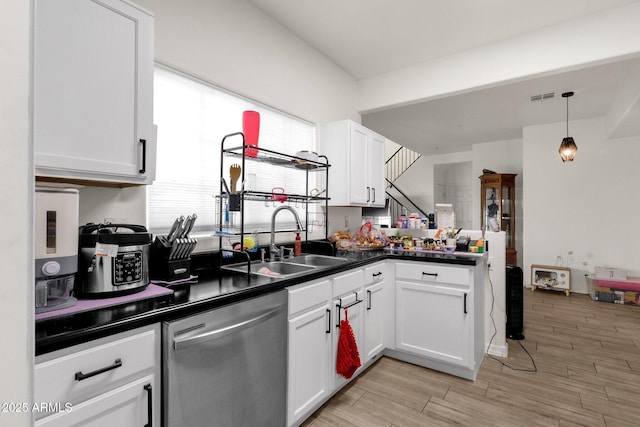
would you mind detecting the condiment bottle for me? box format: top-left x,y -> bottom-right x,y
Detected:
294,231 -> 302,256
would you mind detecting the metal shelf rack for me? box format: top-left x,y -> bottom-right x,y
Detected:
216,132 -> 330,257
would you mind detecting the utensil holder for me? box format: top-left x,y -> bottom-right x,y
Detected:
150,236 -> 196,281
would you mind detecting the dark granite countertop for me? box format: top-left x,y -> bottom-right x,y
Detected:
35,248 -> 485,355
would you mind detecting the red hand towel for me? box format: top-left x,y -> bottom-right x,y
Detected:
336,308 -> 361,379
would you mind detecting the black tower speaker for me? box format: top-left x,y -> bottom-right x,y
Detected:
506,265 -> 525,340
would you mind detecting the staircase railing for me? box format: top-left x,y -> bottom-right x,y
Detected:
386,146 -> 422,185
386,179 -> 428,220
385,146 -> 426,221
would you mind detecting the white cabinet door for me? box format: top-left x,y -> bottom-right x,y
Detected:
368,131 -> 386,208
396,280 -> 472,367
332,290 -> 365,390
364,281 -> 385,361
348,125 -> 370,205
36,375 -> 155,427
33,0 -> 155,185
287,303 -> 332,426
322,120 -> 386,207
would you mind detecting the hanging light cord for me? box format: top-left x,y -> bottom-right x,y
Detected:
566,95 -> 569,137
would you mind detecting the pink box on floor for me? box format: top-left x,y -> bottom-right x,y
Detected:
595,277 -> 640,292
587,276 -> 640,305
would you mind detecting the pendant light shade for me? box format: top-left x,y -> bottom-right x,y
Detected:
558,91 -> 578,162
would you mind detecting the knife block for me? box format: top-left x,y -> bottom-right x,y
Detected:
150,236 -> 193,282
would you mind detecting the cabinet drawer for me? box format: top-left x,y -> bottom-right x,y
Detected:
395,262 -> 470,286
333,269 -> 364,297
364,262 -> 385,285
288,279 -> 331,317
35,327 -> 157,409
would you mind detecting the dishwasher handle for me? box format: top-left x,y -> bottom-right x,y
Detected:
173,306 -> 283,351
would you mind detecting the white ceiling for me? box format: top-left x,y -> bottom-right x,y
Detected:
247,0 -> 640,154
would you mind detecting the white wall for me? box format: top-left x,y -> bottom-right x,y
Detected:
523,118 -> 640,293
358,2 -> 640,113
0,0 -> 33,424
394,150 -> 474,215
78,186 -> 148,226
434,162 -> 473,229
136,0 -> 358,125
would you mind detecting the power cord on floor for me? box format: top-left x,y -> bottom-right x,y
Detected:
486,263 -> 538,373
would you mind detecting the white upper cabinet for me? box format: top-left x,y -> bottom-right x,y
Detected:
321,120 -> 386,207
33,0 -> 156,185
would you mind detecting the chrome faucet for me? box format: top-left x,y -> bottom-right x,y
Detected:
270,205 -> 303,261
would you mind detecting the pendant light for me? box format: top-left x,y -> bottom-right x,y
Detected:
558,91 -> 578,162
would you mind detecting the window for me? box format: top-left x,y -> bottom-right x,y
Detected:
148,65 -> 316,237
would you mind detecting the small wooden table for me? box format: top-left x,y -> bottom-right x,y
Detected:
531,264 -> 571,296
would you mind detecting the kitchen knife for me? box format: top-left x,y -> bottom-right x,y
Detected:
178,215 -> 192,239
167,217 -> 181,242
168,240 -> 179,260
168,216 -> 184,243
175,238 -> 185,259
182,214 -> 197,238
186,238 -> 196,258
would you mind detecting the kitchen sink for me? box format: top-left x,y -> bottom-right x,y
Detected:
286,254 -> 350,267
222,260 -> 317,278
222,254 -> 348,279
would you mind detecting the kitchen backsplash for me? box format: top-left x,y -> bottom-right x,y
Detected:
79,186 -> 147,226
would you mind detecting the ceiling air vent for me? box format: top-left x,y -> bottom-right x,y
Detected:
530,92 -> 555,102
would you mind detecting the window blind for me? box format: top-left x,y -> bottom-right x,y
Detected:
148,65 -> 316,236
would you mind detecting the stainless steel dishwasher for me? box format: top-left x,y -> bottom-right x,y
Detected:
163,290 -> 287,427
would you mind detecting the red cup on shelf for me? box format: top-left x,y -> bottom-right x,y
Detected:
242,110 -> 260,158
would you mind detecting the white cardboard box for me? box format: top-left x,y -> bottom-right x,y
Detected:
595,266 -> 627,281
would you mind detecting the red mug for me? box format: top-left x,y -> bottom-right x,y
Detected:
271,187 -> 288,203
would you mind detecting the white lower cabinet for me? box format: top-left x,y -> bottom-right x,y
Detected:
35,376 -> 154,427
287,279 -> 332,427
332,269 -> 365,390
393,261 -> 483,380
287,258 -> 485,425
287,270 -> 366,427
396,280 -> 471,366
363,263 -> 387,362
35,324 -> 160,426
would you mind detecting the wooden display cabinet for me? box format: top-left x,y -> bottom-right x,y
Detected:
479,173 -> 517,265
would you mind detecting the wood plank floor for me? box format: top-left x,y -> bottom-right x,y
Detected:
303,289 -> 640,426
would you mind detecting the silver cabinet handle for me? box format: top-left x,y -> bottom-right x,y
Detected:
464,293 -> 468,314
372,187 -> 376,203
173,306 -> 283,350
366,187 -> 371,202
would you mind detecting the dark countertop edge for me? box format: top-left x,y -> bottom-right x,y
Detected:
35,250 -> 485,355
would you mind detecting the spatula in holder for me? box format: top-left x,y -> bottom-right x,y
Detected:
149,235 -> 197,282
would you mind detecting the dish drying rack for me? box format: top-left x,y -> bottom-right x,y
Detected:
215,132 -> 331,263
